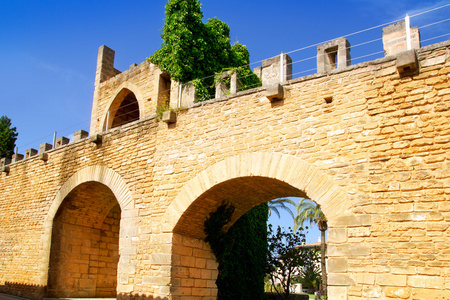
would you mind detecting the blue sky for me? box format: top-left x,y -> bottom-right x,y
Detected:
1,0 -> 449,242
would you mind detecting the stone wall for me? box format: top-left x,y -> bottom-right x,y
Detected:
0,38 -> 449,300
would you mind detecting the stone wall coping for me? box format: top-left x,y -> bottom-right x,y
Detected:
5,40 -> 449,172
97,60 -> 153,89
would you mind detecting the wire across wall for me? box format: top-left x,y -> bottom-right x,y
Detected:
3,3 -> 450,160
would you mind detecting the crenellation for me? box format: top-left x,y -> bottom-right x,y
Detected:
39,143 -> 52,153
317,37 -> 351,73
73,130 -> 89,142
25,148 -> 38,159
12,153 -> 24,162
1,20 -> 450,300
55,136 -> 70,148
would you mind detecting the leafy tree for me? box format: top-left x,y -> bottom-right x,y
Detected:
294,198 -> 328,297
0,115 -> 18,159
149,0 -> 260,102
204,202 -> 268,300
266,225 -> 308,300
149,0 -> 207,83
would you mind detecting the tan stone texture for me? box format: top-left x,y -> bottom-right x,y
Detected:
0,40 -> 449,299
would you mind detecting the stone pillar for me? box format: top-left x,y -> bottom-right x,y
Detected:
317,38 -> 351,74
215,71 -> 230,99
230,72 -> 240,94
25,148 -> 38,159
261,54 -> 292,88
0,157 -> 11,169
73,130 -> 89,142
95,45 -> 121,86
39,143 -> 52,153
180,83 -> 197,107
12,153 -> 24,162
382,20 -> 421,56
55,137 -> 70,148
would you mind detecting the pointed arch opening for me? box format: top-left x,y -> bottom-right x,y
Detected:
104,88 -> 140,130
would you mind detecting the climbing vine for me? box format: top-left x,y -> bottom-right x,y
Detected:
204,202 -> 268,300
148,0 -> 260,102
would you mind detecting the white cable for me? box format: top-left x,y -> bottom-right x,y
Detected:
410,3 -> 450,18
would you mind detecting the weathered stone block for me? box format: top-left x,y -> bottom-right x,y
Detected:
1,165 -> 9,174
328,228 -> 347,243
327,243 -> 371,257
180,83 -> 197,108
39,142 -> 52,153
397,50 -> 418,76
317,37 -> 351,73
25,148 -> 38,159
384,287 -> 410,299
73,130 -> 89,142
376,274 -> 406,286
329,214 -> 371,227
262,53 -> 292,87
0,157 -> 11,168
327,286 -> 347,300
265,83 -> 284,102
382,20 -> 421,56
39,152 -> 49,162
328,273 -> 355,286
408,275 -> 444,289
327,257 -> 348,273
55,136 -> 69,148
162,110 -> 177,123
12,153 -> 24,162
89,133 -> 102,144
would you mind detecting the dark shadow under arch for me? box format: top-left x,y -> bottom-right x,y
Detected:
104,89 -> 140,130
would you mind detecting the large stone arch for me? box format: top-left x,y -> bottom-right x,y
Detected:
161,152 -> 357,299
39,165 -> 137,295
163,152 -> 351,234
101,81 -> 146,130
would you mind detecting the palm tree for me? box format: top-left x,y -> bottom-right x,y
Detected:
268,198 -> 295,218
294,198 -> 327,298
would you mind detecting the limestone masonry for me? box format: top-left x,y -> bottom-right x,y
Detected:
1,20 -> 450,300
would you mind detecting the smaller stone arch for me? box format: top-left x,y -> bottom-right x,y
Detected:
102,81 -> 146,130
38,165 -> 137,295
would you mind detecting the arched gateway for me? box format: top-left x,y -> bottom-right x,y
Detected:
1,21 -> 450,300
162,152 -> 353,299
39,166 -> 137,298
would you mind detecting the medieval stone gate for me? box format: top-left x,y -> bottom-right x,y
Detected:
1,21 -> 450,300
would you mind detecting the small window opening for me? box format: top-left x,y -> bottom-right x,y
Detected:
325,46 -> 338,70
108,92 -> 140,129
158,73 -> 171,108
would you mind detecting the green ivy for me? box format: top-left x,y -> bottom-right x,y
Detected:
204,202 -> 268,300
148,0 -> 260,102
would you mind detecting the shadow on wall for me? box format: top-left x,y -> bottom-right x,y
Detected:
117,293 -> 168,300
0,282 -> 47,299
0,285 -> 169,300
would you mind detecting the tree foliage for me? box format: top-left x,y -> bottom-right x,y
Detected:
294,198 -> 327,232
204,202 -> 268,300
266,225 -> 312,300
148,0 -> 260,102
293,248 -> 322,294
294,198 -> 328,297
0,115 -> 18,159
268,198 -> 295,219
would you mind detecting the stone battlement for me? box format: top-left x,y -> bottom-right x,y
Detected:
1,19 -> 450,300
